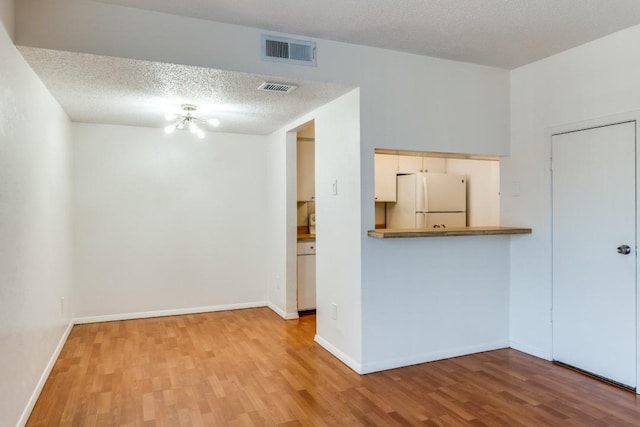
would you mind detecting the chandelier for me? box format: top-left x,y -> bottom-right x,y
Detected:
164,104 -> 220,139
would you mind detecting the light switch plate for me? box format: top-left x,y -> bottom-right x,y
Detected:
331,179 -> 338,195
511,181 -> 520,197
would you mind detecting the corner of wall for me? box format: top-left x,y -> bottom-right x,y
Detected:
16,320 -> 74,427
314,334 -> 363,374
267,302 -> 299,320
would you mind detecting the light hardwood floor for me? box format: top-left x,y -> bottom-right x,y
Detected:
28,308 -> 640,426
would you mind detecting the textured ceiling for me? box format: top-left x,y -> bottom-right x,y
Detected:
93,0 -> 640,69
20,1 -> 640,134
18,47 -> 352,135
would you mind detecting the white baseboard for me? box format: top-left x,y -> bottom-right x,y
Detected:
17,320 -> 74,427
360,341 -> 510,374
509,340 -> 551,361
314,334 -> 363,374
73,301 -> 269,324
267,302 -> 299,320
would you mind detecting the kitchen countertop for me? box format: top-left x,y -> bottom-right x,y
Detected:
297,234 -> 316,241
368,226 -> 532,239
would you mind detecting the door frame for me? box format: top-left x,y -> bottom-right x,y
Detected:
546,111 -> 640,393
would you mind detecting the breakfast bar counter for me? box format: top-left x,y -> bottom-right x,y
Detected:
368,226 -> 531,239
297,233 -> 316,241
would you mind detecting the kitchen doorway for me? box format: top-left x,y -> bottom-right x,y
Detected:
296,121 -> 316,316
551,120 -> 637,390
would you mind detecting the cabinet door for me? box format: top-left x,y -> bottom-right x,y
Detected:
374,154 -> 398,202
397,155 -> 423,173
297,254 -> 316,311
297,139 -> 315,201
398,155 -> 447,173
422,157 -> 446,173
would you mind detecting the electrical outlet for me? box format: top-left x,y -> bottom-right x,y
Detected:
331,303 -> 338,320
331,179 -> 338,195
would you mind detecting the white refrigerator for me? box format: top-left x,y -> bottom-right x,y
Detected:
387,173 -> 467,229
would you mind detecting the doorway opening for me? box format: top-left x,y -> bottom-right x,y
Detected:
374,149 -> 501,229
296,121 -> 316,317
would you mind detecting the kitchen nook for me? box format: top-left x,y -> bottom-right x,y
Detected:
371,149 -> 531,238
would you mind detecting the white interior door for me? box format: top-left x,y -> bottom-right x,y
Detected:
552,121 -> 636,389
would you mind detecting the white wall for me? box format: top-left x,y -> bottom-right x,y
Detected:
17,0 -> 511,372
0,0 -> 13,40
0,12 -> 73,426
72,123 -> 269,319
506,24 -> 640,359
313,90 -> 363,368
362,236 -> 510,372
266,91 -> 363,368
265,128 -> 298,319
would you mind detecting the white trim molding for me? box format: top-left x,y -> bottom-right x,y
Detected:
314,334 -> 363,374
267,302 -> 299,320
510,340 -> 551,361
74,301 -> 269,324
17,320 -> 74,427
360,341 -> 509,375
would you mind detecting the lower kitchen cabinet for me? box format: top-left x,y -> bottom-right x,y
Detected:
297,241 -> 316,311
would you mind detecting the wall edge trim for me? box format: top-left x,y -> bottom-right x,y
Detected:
314,334 -> 363,374
73,301 -> 269,324
360,341 -> 509,374
17,320 -> 74,427
509,340 -> 551,361
267,302 -> 299,320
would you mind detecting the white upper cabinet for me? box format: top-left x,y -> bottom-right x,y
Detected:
397,155 -> 423,174
375,154 -> 448,203
422,157 -> 446,173
297,139 -> 315,201
398,155 -> 446,173
374,154 -> 398,202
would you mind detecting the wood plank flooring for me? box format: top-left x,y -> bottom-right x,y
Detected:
27,308 -> 640,426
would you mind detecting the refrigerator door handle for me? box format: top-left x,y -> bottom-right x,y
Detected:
416,174 -> 428,212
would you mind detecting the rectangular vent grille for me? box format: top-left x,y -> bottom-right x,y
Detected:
262,35 -> 316,67
265,39 -> 289,59
258,82 -> 298,93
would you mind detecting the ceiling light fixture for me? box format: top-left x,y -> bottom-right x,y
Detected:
164,104 -> 219,139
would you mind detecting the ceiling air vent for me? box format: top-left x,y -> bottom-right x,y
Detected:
258,82 -> 298,93
261,35 -> 317,67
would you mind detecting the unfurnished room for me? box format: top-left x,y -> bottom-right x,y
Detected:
3,0 -> 640,425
